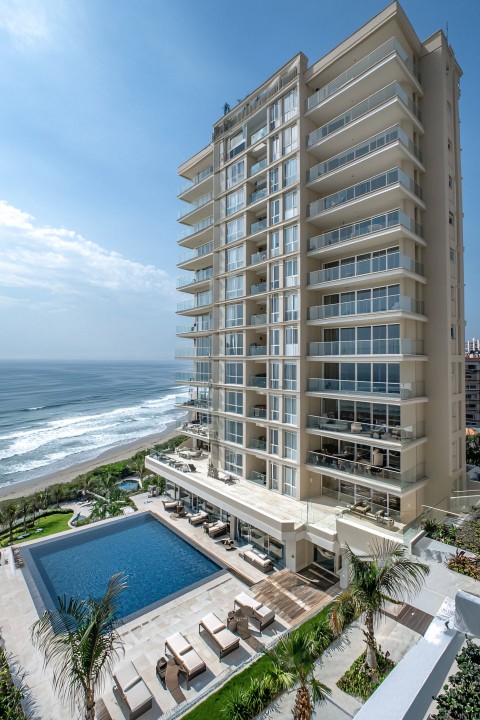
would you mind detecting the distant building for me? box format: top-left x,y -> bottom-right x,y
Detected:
465,338 -> 480,355
465,355 -> 480,429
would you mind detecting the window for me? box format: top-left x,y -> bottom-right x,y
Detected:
283,88 -> 298,122
282,125 -> 298,155
270,198 -> 280,225
270,395 -> 280,421
225,419 -> 243,444
284,190 -> 298,220
270,462 -> 280,491
284,363 -> 297,390
451,326 -> 456,339
270,361 -> 280,389
225,449 -> 243,475
269,101 -> 280,131
270,231 -> 280,258
225,303 -> 243,327
284,432 -> 297,461
225,332 -> 243,355
271,135 -> 280,161
284,225 -> 298,253
226,274 -> 244,299
225,390 -> 243,414
196,289 -> 212,307
226,245 -> 244,271
226,188 -> 245,216
284,396 -> 297,424
197,313 -> 211,331
270,167 -> 279,193
270,428 -> 279,455
228,130 -> 245,158
450,249 -> 455,263
284,292 -> 298,321
283,157 -> 298,187
449,212 -> 454,226
283,466 -> 297,496
225,362 -> 243,385
196,336 -> 211,356
270,294 -> 280,323
226,217 -> 245,243
285,258 -> 298,286
285,326 -> 298,355
270,263 -> 280,289
227,159 -> 245,189
449,175 -> 453,190
270,328 -> 280,355
196,361 -> 211,382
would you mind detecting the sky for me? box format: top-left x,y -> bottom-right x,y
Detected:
0,0 -> 478,361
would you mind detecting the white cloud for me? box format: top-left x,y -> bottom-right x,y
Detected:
0,0 -> 50,48
0,200 -> 175,300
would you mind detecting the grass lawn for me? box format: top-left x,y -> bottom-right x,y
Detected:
0,511 -> 73,547
182,603 -> 333,720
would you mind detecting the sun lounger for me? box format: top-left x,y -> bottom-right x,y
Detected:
241,549 -> 274,573
234,592 -> 275,631
113,661 -> 153,720
199,612 -> 240,658
208,520 -> 228,538
165,632 -> 206,683
188,510 -> 209,526
162,500 -> 181,511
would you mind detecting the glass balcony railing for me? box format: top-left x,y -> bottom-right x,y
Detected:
306,414 -> 425,444
249,187 -> 268,204
306,450 -> 425,486
176,323 -> 211,334
178,215 -> 214,241
250,218 -> 267,234
250,157 -> 268,176
179,165 -> 214,195
175,348 -> 196,358
249,344 -> 267,356
249,313 -> 267,325
250,281 -> 267,295
174,371 -> 212,383
176,300 -> 194,312
308,168 -> 422,220
175,396 -> 211,409
307,378 -> 425,399
307,82 -> 422,149
178,191 -> 213,219
247,470 -> 267,485
249,406 -> 267,419
176,268 -> 213,289
178,241 -> 214,264
308,252 -> 424,285
176,294 -> 212,312
307,126 -> 422,184
308,339 -> 424,356
306,37 -> 421,113
307,209 -> 423,253
250,250 -> 267,265
249,375 -> 267,388
308,295 -> 425,321
248,439 -> 267,451
250,125 -> 268,145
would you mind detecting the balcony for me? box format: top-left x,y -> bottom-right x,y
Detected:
178,215 -> 214,244
175,397 -> 211,410
307,339 -> 425,357
249,313 -> 267,326
307,252 -> 424,287
178,165 -> 214,198
306,450 -> 425,487
307,378 -> 425,399
306,415 -> 425,444
249,344 -> 267,356
247,470 -> 267,486
307,125 -> 422,192
178,191 -> 213,222
306,38 -> 421,118
174,348 -> 197,358
250,125 -> 268,145
250,218 -> 267,235
176,294 -> 212,314
250,158 -> 268,176
307,295 -> 425,322
250,250 -> 267,266
248,438 -> 267,452
307,82 -> 422,158
176,268 -> 213,290
178,241 -> 214,269
307,168 -> 423,227
249,375 -> 267,388
176,323 -> 211,335
249,406 -> 267,419
250,281 -> 267,295
307,209 -> 423,257
249,187 -> 268,205
174,371 -> 212,383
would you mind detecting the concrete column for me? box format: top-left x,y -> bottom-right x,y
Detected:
229,515 -> 237,540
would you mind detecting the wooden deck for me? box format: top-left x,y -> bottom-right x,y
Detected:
250,568 -> 338,626
389,603 -> 434,636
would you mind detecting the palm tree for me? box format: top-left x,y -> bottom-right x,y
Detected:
51,484 -> 63,508
79,474 -> 94,500
264,630 -> 331,720
30,573 -> 127,720
129,453 -> 147,483
331,540 -> 430,671
31,492 -> 43,524
98,474 -> 117,501
0,503 -> 19,544
19,497 -> 31,534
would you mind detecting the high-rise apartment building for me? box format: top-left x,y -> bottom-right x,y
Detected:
147,1 -> 465,576
465,355 -> 480,429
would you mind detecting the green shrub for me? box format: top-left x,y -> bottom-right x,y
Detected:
0,644 -> 31,720
337,648 -> 395,701
431,641 -> 480,719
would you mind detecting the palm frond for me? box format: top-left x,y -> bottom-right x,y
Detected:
310,676 -> 331,705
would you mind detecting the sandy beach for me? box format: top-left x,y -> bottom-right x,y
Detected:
0,425 -> 181,503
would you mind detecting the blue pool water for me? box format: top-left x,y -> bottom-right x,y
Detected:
24,513 -> 222,621
117,480 -> 140,492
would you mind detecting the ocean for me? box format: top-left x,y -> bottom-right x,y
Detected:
0,360 -> 188,492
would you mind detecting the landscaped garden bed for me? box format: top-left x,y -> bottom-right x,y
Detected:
422,514 -> 480,580
337,647 -> 395,701
429,640 -> 480,719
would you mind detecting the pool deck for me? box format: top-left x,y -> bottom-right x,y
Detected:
0,509 -> 295,720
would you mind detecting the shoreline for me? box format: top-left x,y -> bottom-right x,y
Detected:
0,425 -> 181,503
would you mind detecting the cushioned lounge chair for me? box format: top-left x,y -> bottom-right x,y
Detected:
208,521 -> 228,538
199,612 -> 240,658
234,592 -> 275,631
188,510 -> 209,526
165,632 -> 206,684
162,499 -> 180,510
113,661 -> 153,720
241,549 -> 274,573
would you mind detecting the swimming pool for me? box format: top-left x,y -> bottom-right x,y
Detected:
23,513 -> 223,622
117,480 -> 140,492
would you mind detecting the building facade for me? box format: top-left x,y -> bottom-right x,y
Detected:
147,1 -> 465,576
465,355 -> 480,429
